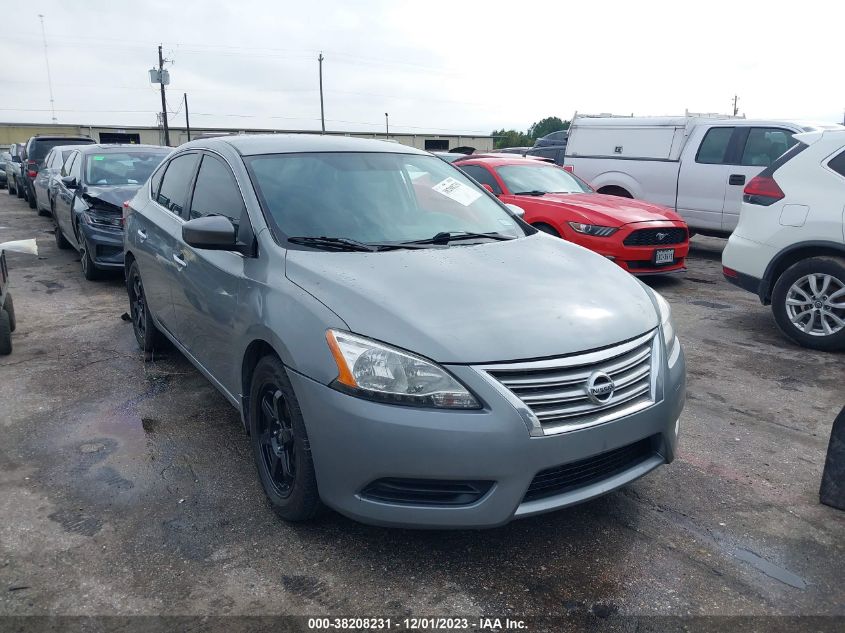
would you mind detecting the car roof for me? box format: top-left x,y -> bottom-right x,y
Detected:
456,156 -> 555,166
180,133 -> 428,157
28,136 -> 94,143
74,144 -> 170,153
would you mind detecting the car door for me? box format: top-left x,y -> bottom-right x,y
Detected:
676,126 -> 737,231
54,151 -> 81,247
721,126 -> 798,232
33,149 -> 54,210
170,152 -> 246,393
131,152 -> 200,337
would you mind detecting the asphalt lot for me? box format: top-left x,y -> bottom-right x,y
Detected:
0,188 -> 843,627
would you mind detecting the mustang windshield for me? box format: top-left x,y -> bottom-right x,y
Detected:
497,164 -> 592,195
247,152 -> 526,245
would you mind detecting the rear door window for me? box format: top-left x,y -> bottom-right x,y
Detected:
828,150 -> 845,178
739,128 -> 797,167
155,153 -> 199,217
696,127 -> 735,164
458,164 -> 502,194
189,155 -> 245,227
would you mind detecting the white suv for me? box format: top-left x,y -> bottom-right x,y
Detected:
722,129 -> 845,351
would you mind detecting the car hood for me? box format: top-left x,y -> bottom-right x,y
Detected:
512,192 -> 681,226
81,185 -> 141,211
286,234 -> 658,364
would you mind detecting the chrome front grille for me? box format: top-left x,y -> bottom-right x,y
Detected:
482,331 -> 658,435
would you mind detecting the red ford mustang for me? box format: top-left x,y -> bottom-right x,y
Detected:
455,157 -> 689,275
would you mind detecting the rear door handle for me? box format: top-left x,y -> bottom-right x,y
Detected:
136,229 -> 147,241
172,253 -> 187,269
729,174 -> 746,186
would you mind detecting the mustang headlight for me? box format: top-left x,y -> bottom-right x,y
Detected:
654,291 -> 676,347
326,330 -> 480,409
567,222 -> 618,237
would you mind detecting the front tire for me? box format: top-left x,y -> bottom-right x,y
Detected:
3,293 -> 15,332
126,260 -> 164,353
248,355 -> 322,522
78,231 -> 101,281
0,308 -> 11,355
771,256 -> 845,352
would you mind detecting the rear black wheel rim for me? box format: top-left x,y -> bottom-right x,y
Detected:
130,274 -> 147,340
257,386 -> 297,498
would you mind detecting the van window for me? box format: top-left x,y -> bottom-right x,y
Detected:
740,128 -> 796,167
459,164 -> 502,194
156,153 -> 198,216
696,127 -> 734,164
189,155 -> 245,227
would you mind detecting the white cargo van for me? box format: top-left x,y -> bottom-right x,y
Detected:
564,114 -> 842,235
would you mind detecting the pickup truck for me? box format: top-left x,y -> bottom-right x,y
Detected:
564,115 -> 843,236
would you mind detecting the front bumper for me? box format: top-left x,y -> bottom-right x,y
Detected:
79,222 -> 124,269
289,339 -> 686,528
567,221 -> 690,276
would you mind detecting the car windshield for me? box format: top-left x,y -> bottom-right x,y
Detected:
84,151 -> 170,186
247,152 -> 526,245
30,140 -> 92,161
496,164 -> 592,194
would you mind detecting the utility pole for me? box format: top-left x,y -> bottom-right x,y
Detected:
38,14 -> 57,123
385,112 -> 389,136
732,94 -> 739,116
318,52 -> 325,133
158,45 -> 170,146
184,93 -> 191,142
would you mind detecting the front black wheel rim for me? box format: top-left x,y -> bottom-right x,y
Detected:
130,274 -> 147,340
258,387 -> 297,498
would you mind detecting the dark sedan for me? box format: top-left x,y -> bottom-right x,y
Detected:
52,144 -> 171,280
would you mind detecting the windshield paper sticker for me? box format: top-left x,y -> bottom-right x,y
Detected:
432,177 -> 482,206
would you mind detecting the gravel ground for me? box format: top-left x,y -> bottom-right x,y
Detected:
0,189 -> 842,630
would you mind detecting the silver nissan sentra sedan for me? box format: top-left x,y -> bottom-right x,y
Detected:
124,134 -> 686,528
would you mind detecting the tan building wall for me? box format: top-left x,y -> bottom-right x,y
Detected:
0,123 -> 494,153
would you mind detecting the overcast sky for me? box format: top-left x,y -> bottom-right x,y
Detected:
2,0 -> 843,135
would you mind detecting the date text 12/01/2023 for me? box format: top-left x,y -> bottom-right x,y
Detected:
307,617 -> 528,630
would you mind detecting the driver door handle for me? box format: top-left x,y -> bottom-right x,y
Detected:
172,253 -> 187,269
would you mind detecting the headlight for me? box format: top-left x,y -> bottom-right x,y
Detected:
653,291 -> 676,346
83,209 -> 123,228
325,330 -> 481,409
567,222 -> 618,237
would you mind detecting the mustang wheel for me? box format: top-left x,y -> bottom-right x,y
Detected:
772,256 -> 845,351
249,355 -> 322,522
126,260 -> 164,353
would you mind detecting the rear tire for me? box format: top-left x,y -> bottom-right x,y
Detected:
771,256 -> 845,352
249,355 -> 322,522
27,185 -> 36,209
533,223 -> 561,238
0,308 -> 11,355
3,293 -> 15,332
16,178 -> 25,199
126,260 -> 164,353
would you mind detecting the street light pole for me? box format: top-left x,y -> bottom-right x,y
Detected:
318,52 -> 325,133
385,112 -> 389,137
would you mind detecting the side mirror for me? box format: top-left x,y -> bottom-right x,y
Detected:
481,183 -> 494,193
505,203 -> 525,218
183,215 -> 248,253
61,176 -> 78,189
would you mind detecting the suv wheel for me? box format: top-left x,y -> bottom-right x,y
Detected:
248,355 -> 322,522
772,256 -> 845,351
127,261 -> 164,353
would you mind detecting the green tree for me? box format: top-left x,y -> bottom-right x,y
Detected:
528,116 -> 569,140
490,129 -> 533,149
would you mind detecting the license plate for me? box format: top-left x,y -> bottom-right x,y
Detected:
653,248 -> 675,265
